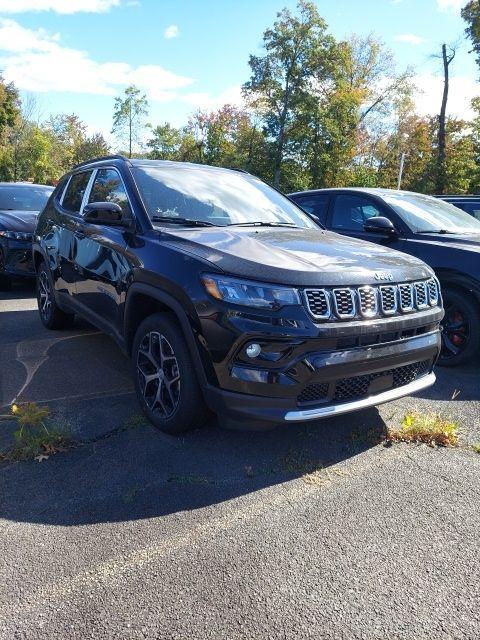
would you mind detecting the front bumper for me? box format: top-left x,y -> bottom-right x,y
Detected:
0,238 -> 35,277
203,326 -> 441,427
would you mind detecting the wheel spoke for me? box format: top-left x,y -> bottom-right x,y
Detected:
137,331 -> 180,419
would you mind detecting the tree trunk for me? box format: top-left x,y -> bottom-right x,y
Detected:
128,101 -> 132,158
436,44 -> 449,194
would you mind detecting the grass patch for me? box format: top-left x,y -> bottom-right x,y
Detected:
0,402 -> 73,462
386,411 -> 459,447
471,443 -> 480,454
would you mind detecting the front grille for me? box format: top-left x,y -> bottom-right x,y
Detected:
304,289 -> 329,319
304,278 -> 439,321
427,279 -> 439,306
358,286 -> 378,318
414,282 -> 428,309
379,285 -> 397,314
297,382 -> 329,404
398,283 -> 414,312
297,360 -> 430,406
332,288 -> 355,318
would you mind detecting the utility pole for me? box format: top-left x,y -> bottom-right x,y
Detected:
397,152 -> 406,190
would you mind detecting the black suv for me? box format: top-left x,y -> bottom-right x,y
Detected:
289,188 -> 480,367
34,158 -> 443,434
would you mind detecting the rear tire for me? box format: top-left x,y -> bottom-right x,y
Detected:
438,286 -> 480,367
36,261 -> 75,329
132,312 -> 210,434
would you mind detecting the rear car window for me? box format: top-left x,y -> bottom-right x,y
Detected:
293,194 -> 329,225
62,171 -> 92,214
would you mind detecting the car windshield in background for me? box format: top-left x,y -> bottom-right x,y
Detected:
384,192 -> 480,233
0,185 -> 53,212
131,164 -> 316,229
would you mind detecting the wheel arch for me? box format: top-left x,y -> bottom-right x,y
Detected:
434,269 -> 480,305
123,283 -> 215,388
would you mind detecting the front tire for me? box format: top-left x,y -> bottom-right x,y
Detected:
36,262 -> 75,329
0,248 -> 12,291
132,312 -> 210,434
438,287 -> 480,367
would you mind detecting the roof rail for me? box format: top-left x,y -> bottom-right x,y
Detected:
71,154 -> 129,170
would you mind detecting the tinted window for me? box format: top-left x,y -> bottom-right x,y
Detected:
88,168 -> 131,216
454,201 -> 480,220
331,195 -> 382,231
131,164 -> 316,229
0,185 -> 53,212
293,194 -> 329,225
62,171 -> 92,214
384,192 -> 480,233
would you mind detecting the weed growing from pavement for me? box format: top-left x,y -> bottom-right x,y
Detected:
0,402 -> 73,462
386,411 -> 459,447
472,443 -> 480,454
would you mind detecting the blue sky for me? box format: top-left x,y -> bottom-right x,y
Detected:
0,0 -> 476,146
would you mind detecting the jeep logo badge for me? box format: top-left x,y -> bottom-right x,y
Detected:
374,272 -> 393,281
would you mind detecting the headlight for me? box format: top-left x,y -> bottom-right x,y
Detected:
0,230 -> 33,241
201,274 -> 300,309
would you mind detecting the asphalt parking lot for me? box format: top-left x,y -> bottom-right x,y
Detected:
1,282 -> 480,639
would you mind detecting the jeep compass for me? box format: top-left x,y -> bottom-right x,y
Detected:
33,157 -> 443,433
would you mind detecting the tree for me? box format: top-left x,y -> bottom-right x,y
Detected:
112,85 -> 149,157
243,0 -> 334,188
462,1 -> 480,69
435,44 -> 457,194
147,123 -> 183,160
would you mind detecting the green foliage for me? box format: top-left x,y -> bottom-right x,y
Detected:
2,403 -> 72,462
387,412 -> 459,447
463,1 -> 480,70
112,84 -> 148,158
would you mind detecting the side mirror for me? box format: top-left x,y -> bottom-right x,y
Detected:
363,216 -> 397,237
83,202 -> 131,227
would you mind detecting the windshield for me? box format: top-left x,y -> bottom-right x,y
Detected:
131,164 -> 316,229
0,185 -> 53,212
383,192 -> 480,233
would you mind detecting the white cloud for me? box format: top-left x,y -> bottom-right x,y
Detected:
394,33 -> 425,45
436,0 -> 463,13
0,18 -> 193,101
413,72 -> 480,120
0,0 -> 120,13
164,24 -> 179,39
182,86 -> 244,111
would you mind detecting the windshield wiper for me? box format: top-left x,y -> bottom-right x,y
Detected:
227,221 -> 298,227
151,216 -> 217,227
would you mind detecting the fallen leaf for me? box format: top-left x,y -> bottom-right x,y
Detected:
34,454 -> 49,463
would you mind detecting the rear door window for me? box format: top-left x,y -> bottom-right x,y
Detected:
293,194 -> 329,225
62,171 -> 92,214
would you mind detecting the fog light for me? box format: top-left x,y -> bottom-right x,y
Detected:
245,343 -> 261,358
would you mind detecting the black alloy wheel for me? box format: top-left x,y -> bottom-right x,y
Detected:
36,262 -> 75,329
132,312 -> 210,434
438,287 -> 480,367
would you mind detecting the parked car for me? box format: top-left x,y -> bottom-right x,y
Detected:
0,182 -> 54,290
289,187 -> 480,367
435,194 -> 480,220
34,157 -> 443,434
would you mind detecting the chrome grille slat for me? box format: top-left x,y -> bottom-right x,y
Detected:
358,286 -> 378,318
379,285 -> 397,315
398,283 -> 414,312
304,279 -> 440,321
332,288 -> 356,319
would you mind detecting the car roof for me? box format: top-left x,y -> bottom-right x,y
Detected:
72,155 -> 251,176
0,182 -> 53,189
436,194 -> 480,199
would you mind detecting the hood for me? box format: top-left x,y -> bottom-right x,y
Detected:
0,209 -> 38,233
157,226 -> 433,286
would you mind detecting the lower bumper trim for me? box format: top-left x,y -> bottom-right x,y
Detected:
284,372 -> 435,422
